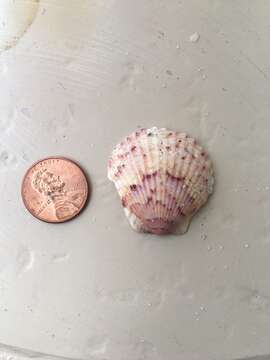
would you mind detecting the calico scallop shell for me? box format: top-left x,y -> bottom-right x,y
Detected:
108,127 -> 214,235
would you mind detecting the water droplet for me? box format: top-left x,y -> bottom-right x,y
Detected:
189,32 -> 200,43
176,44 -> 180,49
219,245 -> 224,251
244,244 -> 250,249
207,245 -> 213,251
202,74 -> 207,80
162,84 -> 167,88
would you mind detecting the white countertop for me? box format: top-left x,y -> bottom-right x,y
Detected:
1,1 -> 270,360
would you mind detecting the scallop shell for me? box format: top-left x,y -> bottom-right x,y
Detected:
108,127 -> 214,235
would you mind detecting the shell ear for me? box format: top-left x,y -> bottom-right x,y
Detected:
124,208 -> 145,233
173,216 -> 192,235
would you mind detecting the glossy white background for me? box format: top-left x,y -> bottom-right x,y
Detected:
0,1 -> 270,360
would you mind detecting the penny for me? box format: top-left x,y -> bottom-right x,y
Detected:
21,157 -> 89,223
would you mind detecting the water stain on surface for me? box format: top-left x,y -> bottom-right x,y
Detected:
0,149 -> 17,171
0,0 -> 40,52
239,287 -> 270,315
0,106 -> 16,135
16,245 -> 35,275
119,62 -> 144,92
97,288 -> 139,304
134,339 -> 157,359
52,253 -> 70,263
87,335 -> 109,357
21,107 -> 31,119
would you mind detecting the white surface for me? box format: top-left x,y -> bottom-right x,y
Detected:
0,1 -> 270,359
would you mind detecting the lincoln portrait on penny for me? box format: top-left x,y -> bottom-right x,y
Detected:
31,168 -> 83,221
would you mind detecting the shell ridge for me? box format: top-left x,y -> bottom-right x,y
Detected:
189,161 -> 213,209
181,154 -> 212,216
177,140 -> 194,215
158,130 -> 166,222
161,131 -> 169,221
119,139 -> 146,227
178,138 -> 205,209
124,136 -> 148,210
139,131 -> 154,219
179,169 -> 201,217
169,134 -> 188,220
165,150 -> 183,223
163,134 -> 175,222
132,133 -> 151,230
144,130 -> 158,231
154,131 -> 162,221
166,132 -> 179,223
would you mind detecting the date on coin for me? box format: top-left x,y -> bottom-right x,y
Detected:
21,157 -> 89,223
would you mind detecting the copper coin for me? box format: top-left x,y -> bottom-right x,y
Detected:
21,157 -> 89,223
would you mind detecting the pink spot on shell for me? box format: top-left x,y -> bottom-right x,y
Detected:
142,171 -> 158,182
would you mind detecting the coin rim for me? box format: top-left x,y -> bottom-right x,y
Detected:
21,156 -> 89,224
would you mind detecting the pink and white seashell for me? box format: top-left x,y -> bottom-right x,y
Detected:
108,127 -> 214,235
